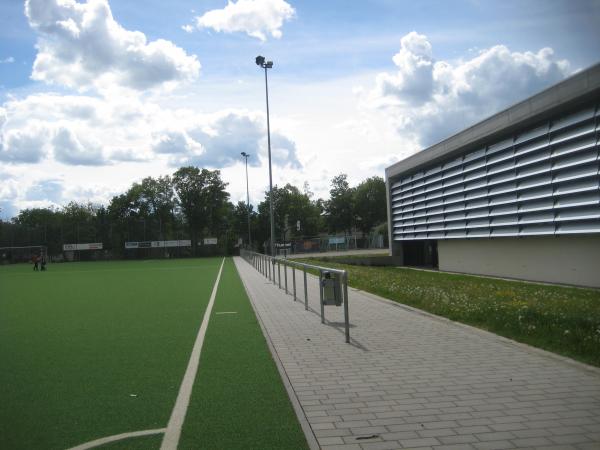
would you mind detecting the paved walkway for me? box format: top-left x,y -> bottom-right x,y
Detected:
233,257 -> 600,450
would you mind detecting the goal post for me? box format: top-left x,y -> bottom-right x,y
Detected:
0,245 -> 47,264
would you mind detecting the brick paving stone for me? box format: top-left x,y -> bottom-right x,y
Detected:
399,437 -> 441,447
350,426 -> 388,436
359,442 -> 402,450
489,423 -> 528,432
336,421 -> 372,429
315,429 -> 354,438
577,444 -> 600,450
473,441 -> 516,450
418,428 -> 457,438
234,258 -> 600,450
549,435 -> 593,445
510,436 -> 553,446
320,437 -> 346,446
511,428 -> 549,438
321,445 -> 362,450
379,431 -> 420,440
434,446 -> 476,450
456,426 -> 493,435
369,417 -> 408,427
534,446 -> 578,450
387,423 -> 426,432
439,434 -> 480,445
476,431 -> 517,442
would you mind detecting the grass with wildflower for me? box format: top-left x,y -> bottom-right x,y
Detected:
298,258 -> 600,367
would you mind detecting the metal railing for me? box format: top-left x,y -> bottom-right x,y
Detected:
240,249 -> 351,343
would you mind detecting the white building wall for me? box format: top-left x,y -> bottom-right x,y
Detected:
438,235 -> 600,288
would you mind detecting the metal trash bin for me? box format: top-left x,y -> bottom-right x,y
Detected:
321,271 -> 343,306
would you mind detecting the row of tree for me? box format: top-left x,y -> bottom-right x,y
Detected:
0,167 -> 387,257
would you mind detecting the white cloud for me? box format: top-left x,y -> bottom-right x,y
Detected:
0,56 -> 15,64
109,148 -> 148,162
191,0 -> 295,41
269,132 -> 301,169
376,31 -> 435,105
26,179 -> 64,203
366,32 -> 571,147
0,175 -> 19,219
65,183 -> 119,206
1,94 -> 300,171
0,93 -> 128,166
0,124 -> 51,163
152,110 -> 301,169
52,127 -> 106,166
25,0 -> 200,92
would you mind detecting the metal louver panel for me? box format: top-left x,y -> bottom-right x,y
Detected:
391,103 -> 600,241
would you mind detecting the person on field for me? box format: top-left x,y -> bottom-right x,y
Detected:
41,257 -> 47,271
33,254 -> 39,271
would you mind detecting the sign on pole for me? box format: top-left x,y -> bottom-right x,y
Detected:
63,243 -> 103,251
125,240 -> 191,249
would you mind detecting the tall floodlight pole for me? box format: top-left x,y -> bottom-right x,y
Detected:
241,152 -> 252,248
255,55 -> 275,256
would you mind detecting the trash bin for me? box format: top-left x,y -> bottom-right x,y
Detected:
321,271 -> 343,306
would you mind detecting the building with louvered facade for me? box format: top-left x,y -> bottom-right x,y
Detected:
385,63 -> 600,288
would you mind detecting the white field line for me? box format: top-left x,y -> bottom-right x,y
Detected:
160,257 -> 226,450
66,428 -> 166,450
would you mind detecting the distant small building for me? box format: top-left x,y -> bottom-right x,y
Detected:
385,63 -> 600,288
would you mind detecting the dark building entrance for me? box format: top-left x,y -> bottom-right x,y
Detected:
402,241 -> 438,268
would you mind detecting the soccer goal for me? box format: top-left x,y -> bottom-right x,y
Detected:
0,245 -> 47,264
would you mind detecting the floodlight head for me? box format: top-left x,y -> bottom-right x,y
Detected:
266,61 -> 273,68
241,151 -> 247,157
255,55 -> 265,66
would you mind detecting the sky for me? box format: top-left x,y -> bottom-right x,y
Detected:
1,0 -> 599,219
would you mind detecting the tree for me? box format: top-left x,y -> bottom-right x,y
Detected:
256,183 -> 322,248
61,202 -> 100,244
172,167 -> 230,254
138,176 -> 177,241
353,176 -> 387,236
325,174 -> 355,235
232,201 -> 257,246
13,207 -> 61,254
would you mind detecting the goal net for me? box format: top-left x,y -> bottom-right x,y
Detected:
0,246 -> 47,264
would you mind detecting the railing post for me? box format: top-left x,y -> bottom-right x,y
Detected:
319,270 -> 325,324
284,261 -> 288,294
343,271 -> 350,343
278,261 -> 281,289
303,267 -> 308,311
292,266 -> 296,301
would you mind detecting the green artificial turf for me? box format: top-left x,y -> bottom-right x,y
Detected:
0,259 -> 221,450
298,258 -> 600,367
99,434 -> 164,449
179,258 -> 309,450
